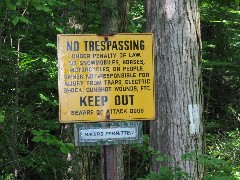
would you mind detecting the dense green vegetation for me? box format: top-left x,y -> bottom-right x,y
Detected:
0,0 -> 239,179
201,1 -> 240,178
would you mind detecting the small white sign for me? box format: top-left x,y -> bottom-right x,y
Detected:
79,127 -> 137,141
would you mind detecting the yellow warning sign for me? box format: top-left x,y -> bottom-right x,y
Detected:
58,33 -> 155,122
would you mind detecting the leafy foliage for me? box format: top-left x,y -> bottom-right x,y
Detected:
128,0 -> 146,32
140,150 -> 236,180
32,129 -> 75,154
207,129 -> 240,178
201,0 -> 240,123
201,1 -> 240,178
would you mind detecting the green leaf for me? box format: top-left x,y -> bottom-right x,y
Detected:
65,143 -> 74,148
148,146 -> 155,154
41,6 -> 51,13
54,0 -> 66,6
46,43 -> 56,49
11,16 -> 20,26
20,58 -> 37,67
19,16 -> 30,24
0,110 -> 5,123
202,175 -> 235,180
47,0 -> 54,6
45,134 -> 57,145
32,129 -> 50,136
56,27 -> 64,33
60,143 -> 75,154
181,151 -> 198,160
5,0 -> 16,10
31,1 -> 51,13
39,94 -> 49,101
42,58 -> 47,63
16,0 -> 22,6
60,145 -> 70,154
32,136 -> 42,142
156,156 -> 165,162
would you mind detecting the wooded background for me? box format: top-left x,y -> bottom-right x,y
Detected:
0,0 -> 239,179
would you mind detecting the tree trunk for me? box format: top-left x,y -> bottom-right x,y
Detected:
118,0 -> 129,33
147,0 -> 204,179
100,1 -> 128,179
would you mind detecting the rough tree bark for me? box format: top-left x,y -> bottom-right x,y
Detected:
147,0 -> 204,179
118,0 -> 129,33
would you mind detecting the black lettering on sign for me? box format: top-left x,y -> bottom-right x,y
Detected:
115,95 -> 134,105
140,86 -> 151,90
86,74 -> 98,79
65,80 -> 83,86
72,53 -> 90,58
69,60 -> 76,65
83,40 -> 145,51
125,79 -> 150,85
130,108 -> 144,113
83,41 -> 100,51
71,110 -> 93,115
64,88 -> 82,93
84,132 -> 103,137
120,53 -> 126,58
70,67 -> 93,73
94,67 -> 110,72
96,110 -> 104,115
105,131 -> 120,136
139,73 -> 149,77
104,80 -> 121,85
80,96 -> 108,106
107,109 -> 128,114
114,86 -> 138,92
128,52 -> 141,57
120,131 -> 134,135
64,74 -> 83,79
67,41 -> 79,51
92,53 -> 116,58
113,67 -> 120,71
86,87 -> 111,92
86,80 -> 101,85
122,66 -> 143,71
79,59 -> 118,66
98,73 -> 136,79
123,60 -> 144,65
